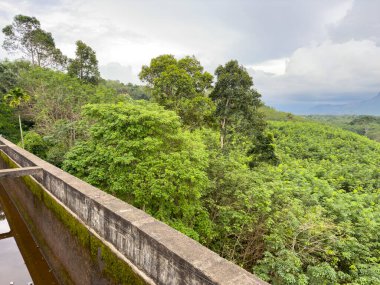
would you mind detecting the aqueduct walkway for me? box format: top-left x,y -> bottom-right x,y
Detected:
0,136 -> 268,285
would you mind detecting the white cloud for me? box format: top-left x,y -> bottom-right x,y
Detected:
251,40 -> 380,107
323,0 -> 353,26
329,0 -> 380,45
1,0 -> 380,112
248,58 -> 288,76
0,1 -> 20,15
0,0 -> 355,68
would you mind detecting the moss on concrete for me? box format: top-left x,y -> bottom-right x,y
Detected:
0,150 -> 18,169
0,151 -> 148,285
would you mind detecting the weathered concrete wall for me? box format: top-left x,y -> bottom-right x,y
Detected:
0,166 -> 42,177
0,159 -> 96,284
0,151 -> 148,285
0,136 -> 268,285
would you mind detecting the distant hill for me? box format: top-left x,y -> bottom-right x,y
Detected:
261,105 -> 380,142
305,114 -> 380,142
309,93 -> 380,115
260,105 -> 306,121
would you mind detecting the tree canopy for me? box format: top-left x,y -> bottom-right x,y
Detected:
139,54 -> 214,128
68,40 -> 100,84
16,65 -> 122,165
210,60 -> 265,149
0,62 -> 18,140
63,101 -> 213,241
2,15 -> 66,69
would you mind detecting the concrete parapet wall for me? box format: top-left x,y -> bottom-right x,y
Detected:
0,136 -> 268,285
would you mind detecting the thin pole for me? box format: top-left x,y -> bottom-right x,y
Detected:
18,114 -> 24,148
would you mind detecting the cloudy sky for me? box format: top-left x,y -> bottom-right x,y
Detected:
0,0 -> 379,113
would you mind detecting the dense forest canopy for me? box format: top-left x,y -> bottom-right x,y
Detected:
306,115 -> 380,143
1,14 -> 380,284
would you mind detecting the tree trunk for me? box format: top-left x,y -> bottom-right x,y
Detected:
220,98 -> 230,149
30,48 -> 35,65
220,118 -> 226,149
18,114 -> 24,148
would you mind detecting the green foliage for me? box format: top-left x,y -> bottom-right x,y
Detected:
204,148 -> 273,262
22,131 -> 48,158
139,54 -> 214,128
256,250 -> 309,285
3,83 -> 30,148
2,15 -> 66,69
0,61 -> 21,140
0,103 -> 18,141
63,101 -> 213,242
246,122 -> 380,284
0,61 -> 32,106
197,120 -> 380,284
307,114 -> 380,142
210,60 -> 265,150
124,83 -> 151,100
249,132 -> 280,166
68,40 -> 100,84
100,80 -> 151,100
13,65 -> 123,166
260,105 -> 305,122
2,51 -> 380,285
4,87 -> 30,107
0,60 -> 18,94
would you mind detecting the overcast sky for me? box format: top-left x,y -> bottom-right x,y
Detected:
0,0 -> 379,112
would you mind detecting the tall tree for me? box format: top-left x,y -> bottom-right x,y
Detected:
68,40 -> 100,84
2,15 -> 66,69
63,101 -> 213,241
16,66 -> 121,166
3,87 -> 30,148
0,61 -> 17,94
139,55 -> 214,128
210,60 -> 265,149
0,61 -> 20,141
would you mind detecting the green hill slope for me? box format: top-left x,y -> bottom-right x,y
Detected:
261,105 -> 380,142
306,115 -> 380,142
249,121 -> 380,284
260,105 -> 306,122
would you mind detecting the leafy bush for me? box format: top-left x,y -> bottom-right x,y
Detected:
63,100 -> 213,242
22,131 -> 48,158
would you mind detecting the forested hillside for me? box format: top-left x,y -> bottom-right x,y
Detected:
61,104 -> 380,284
306,115 -> 380,142
251,122 -> 380,283
1,14 -> 380,285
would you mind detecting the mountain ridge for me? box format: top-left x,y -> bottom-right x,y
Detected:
309,93 -> 380,115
